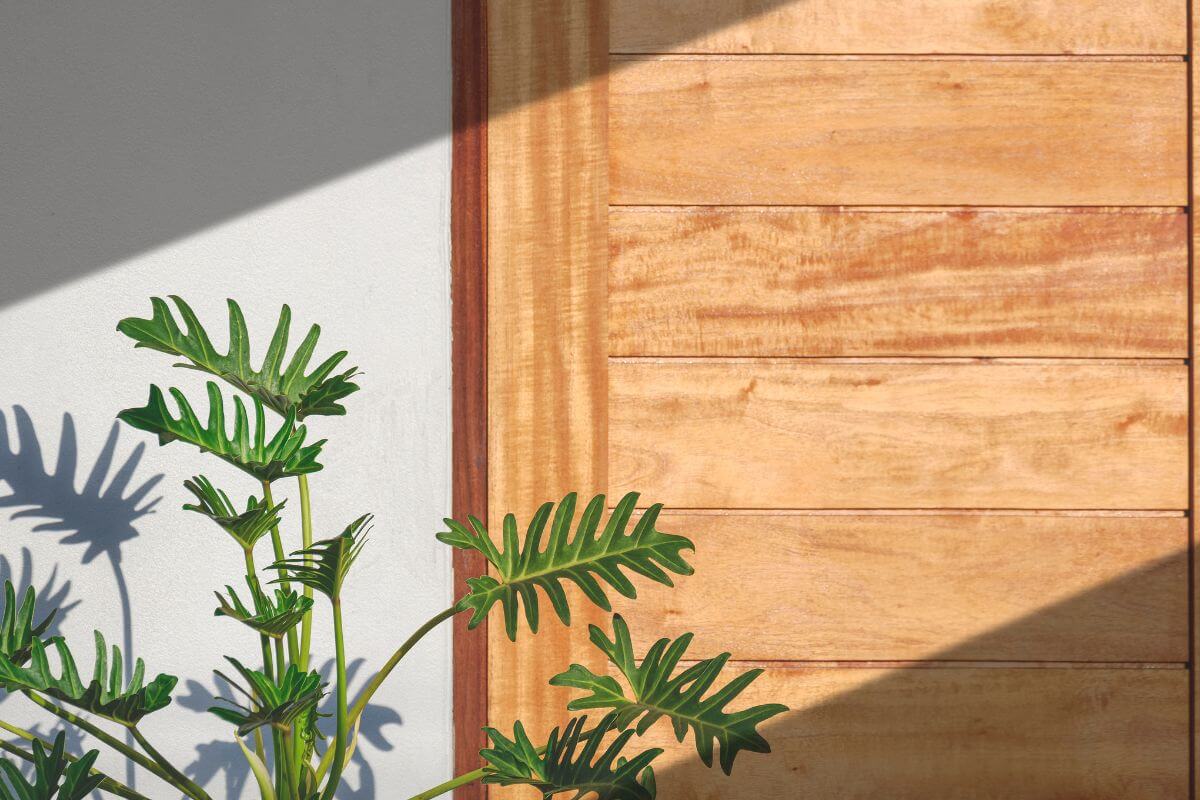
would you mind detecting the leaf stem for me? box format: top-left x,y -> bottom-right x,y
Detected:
314,604 -> 459,783
262,480 -> 300,666
297,474 -> 315,672
130,726 -> 212,800
0,719 -> 151,800
21,691 -> 183,791
406,767 -> 486,800
318,597 -> 349,800
245,547 -> 276,683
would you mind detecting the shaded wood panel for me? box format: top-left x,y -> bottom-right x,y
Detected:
614,512 -> 1188,662
486,0 -> 609,764
611,0 -> 1188,55
609,59 -> 1187,206
1189,0 -> 1200,786
636,666 -> 1188,798
609,207 -> 1188,358
609,361 -> 1189,509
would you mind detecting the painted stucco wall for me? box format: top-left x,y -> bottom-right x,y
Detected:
0,2 -> 452,797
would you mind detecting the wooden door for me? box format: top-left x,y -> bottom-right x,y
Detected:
480,2 -> 1196,796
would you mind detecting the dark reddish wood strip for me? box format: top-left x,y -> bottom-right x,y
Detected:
451,1 -> 488,797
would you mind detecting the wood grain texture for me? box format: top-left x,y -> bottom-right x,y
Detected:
610,0 -> 1188,55
609,58 -> 1187,206
1189,0 -> 1199,785
452,1 -> 489,797
613,512 -> 1188,662
485,1 -> 608,788
609,361 -> 1189,510
634,666 -> 1188,798
609,207 -> 1189,358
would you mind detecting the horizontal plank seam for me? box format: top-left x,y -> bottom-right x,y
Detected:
610,203 -> 1193,210
616,508 -> 1187,517
610,53 -> 1187,62
610,205 -> 1188,214
608,356 -> 1189,366
670,659 -> 1189,670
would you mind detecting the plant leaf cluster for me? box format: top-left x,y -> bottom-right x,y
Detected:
438,493 -> 694,640
481,712 -> 658,800
0,732 -> 104,800
209,658 -> 326,737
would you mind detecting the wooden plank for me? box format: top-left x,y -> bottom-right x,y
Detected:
609,207 -> 1189,358
610,0 -> 1188,56
609,58 -> 1187,206
486,0 -> 608,775
452,1 -> 489,796
609,361 -> 1189,509
613,512 -> 1188,662
1189,0 -> 1199,787
632,666 -> 1188,798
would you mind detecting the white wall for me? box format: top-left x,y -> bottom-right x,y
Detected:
0,2 -> 452,798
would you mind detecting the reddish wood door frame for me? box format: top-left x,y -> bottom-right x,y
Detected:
451,2 -> 487,799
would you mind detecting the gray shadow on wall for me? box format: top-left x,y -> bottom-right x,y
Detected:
0,0 -> 799,309
625,548 -> 1190,798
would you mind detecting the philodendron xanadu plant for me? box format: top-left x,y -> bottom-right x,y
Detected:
0,297 -> 787,800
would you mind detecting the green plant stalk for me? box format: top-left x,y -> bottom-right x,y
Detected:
314,604 -> 459,783
131,725 -> 213,800
319,597 -> 349,800
261,480 -> 300,666
22,691 -> 192,797
297,474 -> 315,672
406,767 -> 486,800
0,719 -> 151,800
244,547 -> 276,683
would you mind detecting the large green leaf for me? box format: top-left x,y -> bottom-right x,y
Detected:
437,493 -> 694,640
183,475 -> 286,550
0,732 -> 104,800
268,515 -> 370,600
0,581 -> 55,666
551,615 -> 788,775
118,296 -> 360,419
119,382 -> 324,482
0,632 -> 176,726
214,581 -> 314,640
209,657 -> 325,737
481,712 -> 658,800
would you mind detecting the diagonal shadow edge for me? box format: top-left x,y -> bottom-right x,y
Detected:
2,0 -> 817,311
621,547 -> 1190,798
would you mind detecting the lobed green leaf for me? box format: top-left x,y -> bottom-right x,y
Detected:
118,296 -> 360,419
0,581 -> 55,667
0,632 -> 176,726
214,581 -> 314,640
437,493 -> 694,641
551,615 -> 788,775
209,657 -> 325,737
119,382 -> 324,482
268,515 -> 371,600
183,475 -> 286,550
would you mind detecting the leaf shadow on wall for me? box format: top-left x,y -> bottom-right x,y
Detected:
616,549 -> 1189,798
1,0 -> 800,309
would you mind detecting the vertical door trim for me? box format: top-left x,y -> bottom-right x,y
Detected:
452,1 -> 489,797
1190,1 -> 1198,794
484,0 -> 611,790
